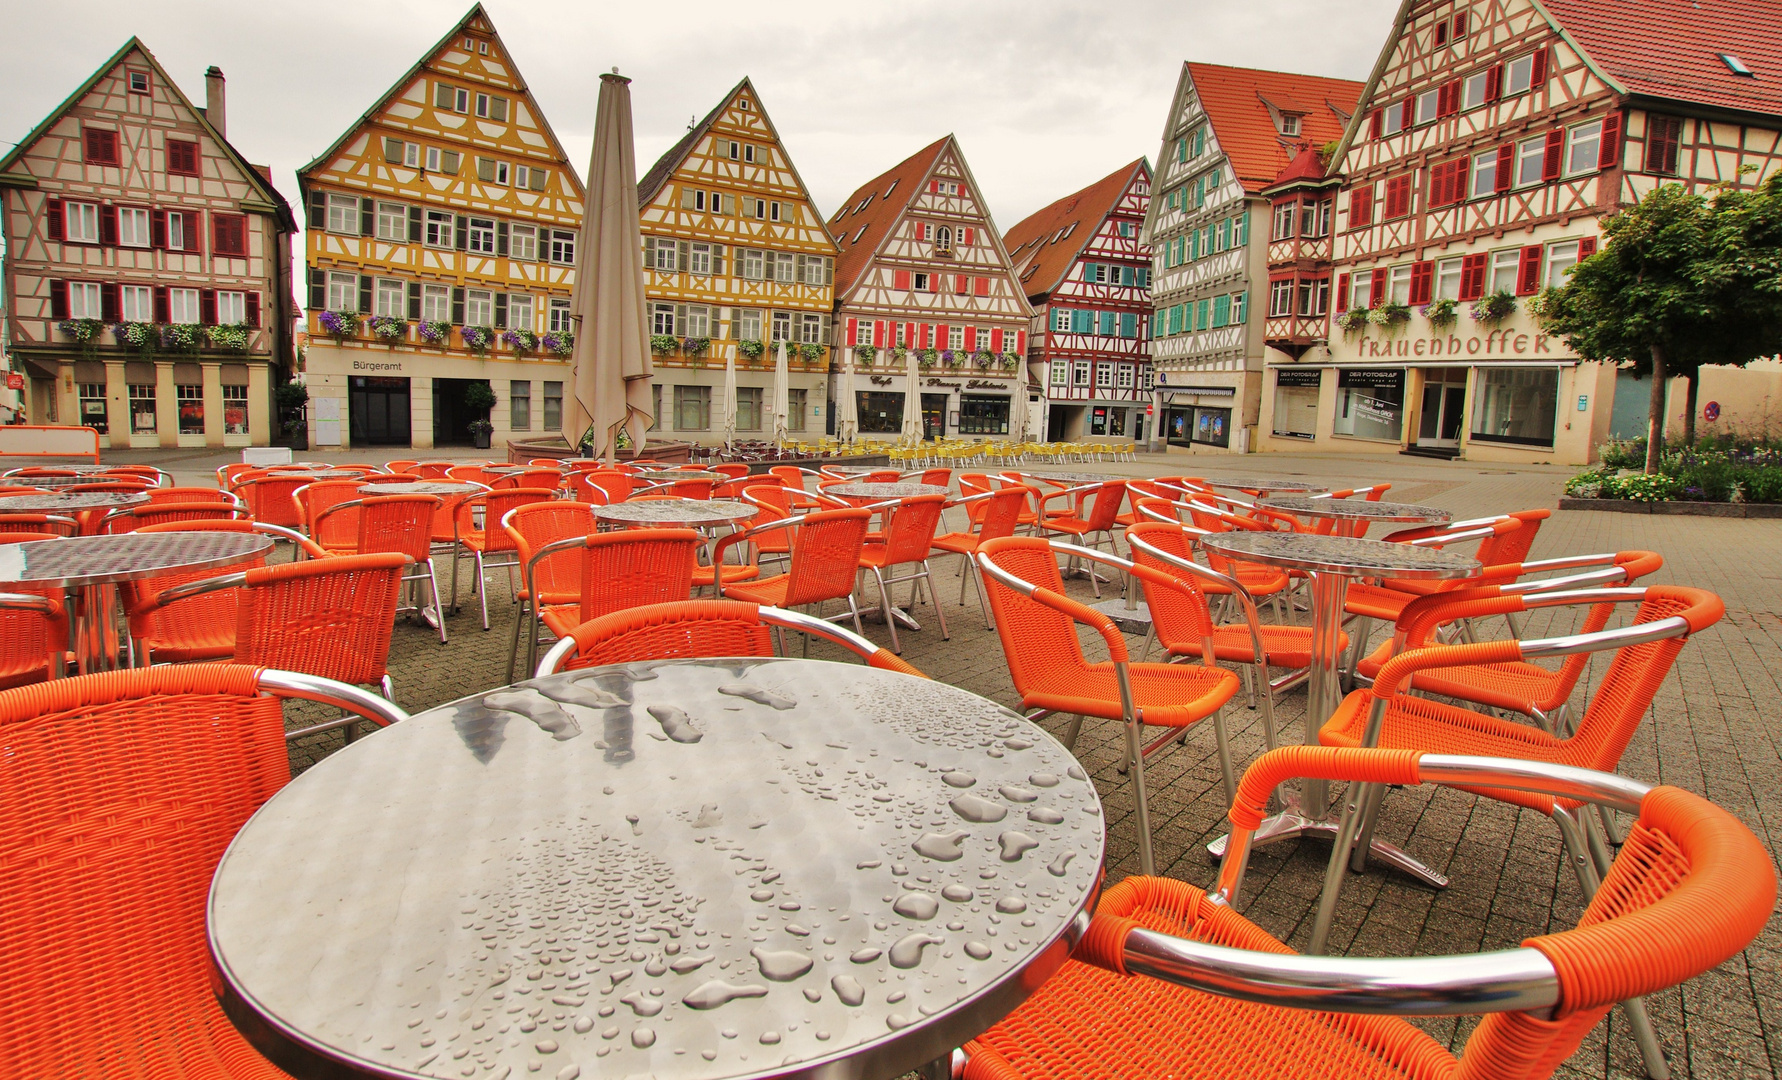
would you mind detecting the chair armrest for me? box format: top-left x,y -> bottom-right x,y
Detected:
258,667 -> 410,739
975,547 -> 1127,661
0,591 -> 61,617
132,570 -> 250,615
711,515 -> 809,593
759,605 -> 929,679
313,499 -> 369,534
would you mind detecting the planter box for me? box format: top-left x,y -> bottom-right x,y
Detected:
1559,496 -> 1782,517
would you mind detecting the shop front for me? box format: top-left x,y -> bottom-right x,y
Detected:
23,355 -> 270,449
1159,386 -> 1240,452
836,371 -> 1021,442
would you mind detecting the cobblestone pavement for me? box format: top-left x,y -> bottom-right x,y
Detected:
139,447 -> 1778,1079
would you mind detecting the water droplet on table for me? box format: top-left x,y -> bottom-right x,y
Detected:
964,941 -> 992,960
849,948 -> 881,963
892,892 -> 939,920
1047,851 -> 1076,877
948,794 -> 1006,823
998,831 -> 1040,862
631,1028 -> 655,1049
1027,806 -> 1065,824
941,884 -> 973,902
751,947 -> 813,981
995,896 -> 1028,914
646,704 -> 704,743
831,975 -> 866,1006
682,980 -> 769,1010
889,932 -> 944,969
941,771 -> 976,788
912,830 -> 968,862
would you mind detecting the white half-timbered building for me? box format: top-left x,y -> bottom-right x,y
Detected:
827,136 -> 1033,441
1270,0 -> 1782,465
1004,159 -> 1155,444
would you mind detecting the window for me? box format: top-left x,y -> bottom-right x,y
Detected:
549,231 -> 575,264
1472,367 -> 1556,446
62,201 -> 100,243
465,289 -> 494,327
166,211 -> 187,251
1052,308 -> 1071,332
1270,201 -> 1295,241
1269,278 -> 1295,317
467,217 -> 497,254
948,325 -> 964,350
802,256 -> 827,285
121,284 -> 153,322
1350,272 -> 1373,310
774,253 -> 795,283
1545,240 -> 1580,287
799,313 -> 823,344
422,284 -> 451,321
650,241 -> 678,273
223,384 -> 248,435
543,382 -> 562,432
1333,368 -> 1405,441
1280,114 -> 1301,136
435,83 -> 470,113
1504,54 -> 1536,96
787,388 -> 807,432
674,386 -> 711,431
426,146 -> 441,172
508,294 -> 534,331
376,201 -> 407,240
72,381 -> 108,433
515,164 -> 533,189
737,387 -> 764,431
548,299 -> 571,333
958,395 -> 1009,436
744,144 -> 758,164
650,302 -> 676,335
740,248 -> 764,280
84,127 -> 119,165
166,139 -> 199,177
1381,103 -> 1406,137
327,272 -> 357,314
63,281 -> 100,319
1488,248 -> 1522,293
1646,115 -> 1683,175
404,142 -> 420,169
213,214 -> 246,256
113,207 -> 149,247
771,310 -> 792,342
375,278 -> 405,318
1566,120 -> 1602,176
327,194 -> 360,235
1049,360 -> 1068,386
935,225 -> 953,253
737,308 -> 763,342
1516,135 -> 1547,186
1471,148 -> 1500,197
1435,257 -> 1464,300
128,70 -> 151,95
689,243 -> 713,275
130,384 -> 156,434
1071,361 -> 1091,387
1462,71 -> 1491,110
510,381 -> 531,431
685,305 -> 710,338
217,290 -> 246,324
177,385 -> 204,435
1298,279 -> 1329,317
474,93 -> 508,121
509,224 -> 538,261
1388,265 -> 1413,304
1414,89 -> 1440,126
1273,369 -> 1320,439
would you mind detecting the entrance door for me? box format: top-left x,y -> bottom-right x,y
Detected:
920,394 -> 948,440
432,377 -> 486,446
349,376 -> 412,445
1416,370 -> 1467,448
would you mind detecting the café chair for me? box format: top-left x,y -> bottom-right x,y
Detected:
492,467 -> 564,492
235,473 -> 311,530
1034,481 -> 1129,597
144,486 -> 241,506
503,501 -> 600,680
537,598 -> 926,679
855,493 -> 950,654
0,592 -> 66,688
0,664 -> 406,1080
714,507 -> 872,638
569,468 -> 633,505
955,746 -> 1773,1080
315,494 -> 448,643
452,488 -> 557,629
359,472 -> 422,485
386,458 -> 421,474
930,485 -> 1036,630
514,524 -> 696,681
100,501 -> 248,534
977,535 -> 1241,875
0,513 -> 78,538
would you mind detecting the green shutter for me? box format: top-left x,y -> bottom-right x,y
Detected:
1235,211 -> 1249,245
1176,138 -> 1186,163
1212,295 -> 1231,327
1196,299 -> 1209,330
1218,219 -> 1231,251
1193,128 -> 1205,156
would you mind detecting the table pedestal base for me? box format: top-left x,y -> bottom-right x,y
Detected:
74,582 -> 125,674
1204,795 -> 1449,890
1088,596 -> 1151,631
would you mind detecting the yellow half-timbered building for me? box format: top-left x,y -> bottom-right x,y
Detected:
298,4 -> 584,450
636,79 -> 838,443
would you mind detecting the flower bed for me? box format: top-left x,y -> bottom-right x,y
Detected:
1563,436 -> 1782,511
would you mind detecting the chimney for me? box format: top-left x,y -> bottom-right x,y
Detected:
205,66 -> 227,139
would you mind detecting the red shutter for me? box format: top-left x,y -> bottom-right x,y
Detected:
964,327 -> 977,351
1385,175 -> 1411,218
1349,187 -> 1373,227
49,280 -> 69,319
1335,272 -> 1350,311
1435,20 -> 1449,46
990,328 -> 1003,353
150,209 -> 168,249
929,180 -> 939,193
935,322 -> 948,348
846,317 -> 857,346
1516,245 -> 1543,295
1452,12 -> 1467,36
1399,99 -> 1414,129
245,291 -> 262,328
1438,80 -> 1460,118
1485,64 -> 1503,102
1369,267 -> 1388,305
873,320 -> 886,347
153,285 -> 170,323
974,276 -> 989,296
1368,109 -> 1382,139
200,289 -> 217,325
1495,143 -> 1515,192
46,198 -> 64,241
893,268 -> 911,290
1452,157 -> 1469,204
963,227 -> 974,246
1409,261 -> 1434,304
1530,47 -> 1549,86
1016,330 -> 1025,354
1578,236 -> 1597,260
100,283 -> 119,322
1598,112 -> 1622,169
1460,253 -> 1488,300
99,205 -> 119,246
1541,128 -> 1564,181
906,321 -> 919,347
184,211 -> 202,252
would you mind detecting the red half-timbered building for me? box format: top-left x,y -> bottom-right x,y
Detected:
1268,0 -> 1782,465
1004,159 -> 1154,443
827,136 -> 1033,440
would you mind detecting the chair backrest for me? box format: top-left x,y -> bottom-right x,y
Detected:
385,459 -> 420,474
359,472 -> 421,485
415,461 -> 457,480
495,468 -> 563,491
0,513 -> 77,538
235,552 -> 409,685
877,494 -> 947,564
1082,481 -> 1129,531
144,487 -> 234,505
217,462 -> 258,489
718,474 -> 779,500
1126,521 -> 1216,644
667,478 -> 714,500
578,528 -> 700,621
446,464 -> 499,487
105,501 -> 244,535
71,481 -> 151,495
505,501 -> 598,601
457,489 -> 556,551
973,485 -> 1035,543
351,495 -> 441,562
711,463 -> 751,479
918,468 -> 951,489
864,470 -> 902,483
1478,509 -> 1550,566
0,591 -> 65,689
236,475 -> 309,528
976,536 -> 1091,693
769,466 -> 811,491
780,508 -> 872,608
0,664 -> 292,1078
572,469 -> 633,504
297,479 -> 369,550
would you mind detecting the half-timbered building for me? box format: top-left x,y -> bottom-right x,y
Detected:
1268,0 -> 1782,465
636,79 -> 838,443
0,39 -> 296,447
298,5 -> 584,450
1004,159 -> 1154,443
1143,63 -> 1361,453
827,136 -> 1033,441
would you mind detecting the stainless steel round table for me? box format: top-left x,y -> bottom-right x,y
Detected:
0,530 -> 271,672
594,498 -> 757,529
1254,497 -> 1450,538
4,473 -> 132,488
825,482 -> 948,501
636,470 -> 726,482
1199,477 -> 1328,496
820,465 -> 892,477
358,482 -> 482,497
1197,532 -> 1477,889
0,490 -> 150,516
210,658 -> 1105,1080
1014,472 -> 1116,487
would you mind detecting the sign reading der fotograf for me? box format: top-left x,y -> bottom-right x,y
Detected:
1347,329 -> 1561,360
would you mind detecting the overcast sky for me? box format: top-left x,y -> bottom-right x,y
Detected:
5,0 -> 1398,234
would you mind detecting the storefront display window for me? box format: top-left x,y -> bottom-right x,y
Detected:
959,395 -> 1009,435
1471,367 -> 1557,446
1272,368 -> 1319,439
176,384 -> 204,435
78,383 -> 108,434
1089,406 -> 1107,435
1332,368 -> 1404,442
223,385 -> 249,435
1191,406 -> 1230,447
857,391 -> 904,434
129,385 -> 156,434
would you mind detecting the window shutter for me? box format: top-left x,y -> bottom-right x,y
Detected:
846,317 -> 857,346
1485,64 -> 1503,102
1368,110 -> 1382,140
1541,128 -> 1564,181
1530,47 -> 1549,86
150,209 -> 167,249
199,289 -> 217,325
795,254 -> 807,282
309,267 -> 326,311
1460,253 -> 1487,300
46,198 -> 64,241
153,286 -> 169,324
680,188 -> 695,210
1399,99 -> 1414,129
1495,144 -> 1515,192
308,188 -> 326,228
873,320 -> 885,347
495,293 -> 508,329
1349,187 -> 1373,227
496,221 -> 509,256
441,151 -> 460,175
975,276 -> 989,297
990,328 -> 1003,353
358,274 -> 373,314
1599,112 -> 1622,169
894,269 -> 911,290
383,137 -> 403,163
455,215 -> 469,250
451,287 -> 465,325
1438,80 -> 1460,117
935,322 -> 949,347
246,291 -> 261,328
435,82 -> 454,109
1016,330 -> 1026,354
530,168 -> 548,191
712,245 -> 725,276
965,327 -> 977,351
1335,272 -> 1350,311
1409,261 -> 1433,304
1578,236 -> 1597,260
49,279 -> 69,319
408,205 -> 422,242
678,240 -> 690,272
101,283 -> 120,323
99,205 -> 119,246
360,197 -> 374,236
407,281 -> 422,320
478,157 -> 495,182
963,227 -> 974,246
1516,245 -> 1543,294
491,97 -> 508,122
1369,267 -> 1388,305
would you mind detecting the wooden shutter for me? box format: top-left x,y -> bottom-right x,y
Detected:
435,82 -> 454,109
894,269 -> 911,290
358,275 -> 373,314
308,267 -> 326,311
1015,330 -> 1025,354
678,241 -> 690,272
1459,253 -> 1487,300
935,322 -> 948,348
1578,236 -> 1597,260
150,209 -> 167,249
1530,47 -> 1549,86
407,282 -> 422,320
308,187 -> 326,227
46,198 -> 64,241
989,328 -> 1003,353
873,320 -> 885,347
1335,273 -> 1350,311
383,137 -> 403,163
455,215 -> 469,250
496,221 -> 509,256
1368,110 -> 1382,139
1385,176 -> 1411,218
1516,245 -> 1543,294
711,245 -> 725,276
408,205 -> 422,242
101,283 -> 120,322
846,317 -> 857,346
1438,80 -> 1460,117
974,276 -> 989,297
963,227 -> 974,246
1598,112 -> 1622,169
49,280 -> 69,319
441,151 -> 460,175
200,289 -> 217,325
478,157 -> 496,182
1485,64 -> 1503,102
965,327 -> 978,351
495,293 -> 508,329
1495,144 -> 1515,192
99,205 -> 119,246
823,257 -> 833,285
1369,267 -> 1388,305
1452,12 -> 1468,36
1541,128 -> 1564,181
451,287 -> 465,325
1399,99 -> 1414,129
1349,187 -> 1373,227
530,168 -> 548,191
1409,261 -> 1434,304
153,286 -> 169,324
245,291 -> 261,328
360,197 -> 374,236
679,188 -> 695,209
490,97 -> 508,123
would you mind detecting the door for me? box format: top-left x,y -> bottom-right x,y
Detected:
1416,369 -> 1467,448
920,393 -> 948,440
349,376 -> 412,446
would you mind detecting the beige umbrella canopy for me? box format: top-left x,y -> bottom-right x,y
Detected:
899,348 -> 922,444
772,341 -> 791,448
720,346 -> 738,448
836,360 -> 858,443
1008,357 -> 1030,443
566,73 -> 654,462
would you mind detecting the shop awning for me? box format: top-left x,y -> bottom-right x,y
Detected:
1159,386 -> 1236,403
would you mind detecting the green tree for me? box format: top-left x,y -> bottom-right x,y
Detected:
1688,170 -> 1782,444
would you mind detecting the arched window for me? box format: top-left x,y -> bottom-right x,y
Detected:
935,225 -> 953,253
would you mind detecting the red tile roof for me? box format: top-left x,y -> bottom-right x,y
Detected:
1267,145 -> 1332,189
1543,0 -> 1782,119
1186,63 -> 1363,194
1003,159 -> 1148,301
826,136 -> 950,295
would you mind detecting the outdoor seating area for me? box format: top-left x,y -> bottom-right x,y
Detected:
0,453 -> 1772,1080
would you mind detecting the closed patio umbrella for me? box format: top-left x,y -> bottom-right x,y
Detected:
836,361 -> 858,443
772,340 -> 791,448
566,72 -> 654,462
1008,355 -> 1030,443
900,348 -> 922,444
720,345 -> 738,448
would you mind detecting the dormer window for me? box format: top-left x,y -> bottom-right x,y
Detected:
1720,53 -> 1754,76
1280,114 -> 1302,136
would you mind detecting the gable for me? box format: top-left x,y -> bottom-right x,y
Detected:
1543,0 -> 1782,119
1004,159 -> 1149,299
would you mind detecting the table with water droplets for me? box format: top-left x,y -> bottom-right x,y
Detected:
210,657 -> 1105,1080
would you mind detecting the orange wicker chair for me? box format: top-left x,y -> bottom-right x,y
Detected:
708,463 -> 751,480
739,486 -> 800,574
1035,481 -> 1128,597
959,746 -> 1774,1080
662,477 -> 714,500
0,513 -> 78,538
415,460 -> 460,480
445,464 -> 501,487
358,472 -> 422,485
767,466 -> 825,511
451,487 -> 557,629
568,468 -> 633,505
855,493 -> 950,653
537,598 -> 927,678
0,664 -> 406,1080
0,592 -> 66,689
385,458 -> 421,474
235,473 -> 310,530
144,486 -> 240,505
714,507 -> 872,637
535,529 -> 700,641
316,494 -> 448,642
294,479 -> 373,553
100,501 -> 248,534
977,535 -> 1241,874
931,485 -> 1036,629
492,467 -> 563,492
503,500 -> 600,679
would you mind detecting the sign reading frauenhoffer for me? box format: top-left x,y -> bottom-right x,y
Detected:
1346,330 -> 1560,359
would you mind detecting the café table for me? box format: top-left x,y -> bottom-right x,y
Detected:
0,530 -> 270,672
1199,477 -> 1328,496
0,490 -> 151,534
1254,496 -> 1450,539
636,470 -> 727,485
1197,531 -> 1477,884
5,473 -> 129,488
820,464 -> 892,477
594,498 -> 757,530
824,482 -> 949,502
1012,471 -> 1117,487
210,657 -> 1104,1080
358,481 -> 483,497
